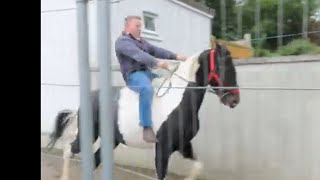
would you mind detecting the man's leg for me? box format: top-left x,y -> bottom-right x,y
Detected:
127,71 -> 158,143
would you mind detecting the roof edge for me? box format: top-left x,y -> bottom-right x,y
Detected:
168,0 -> 213,19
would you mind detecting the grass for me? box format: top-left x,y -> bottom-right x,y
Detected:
276,39 -> 320,56
253,39 -> 320,57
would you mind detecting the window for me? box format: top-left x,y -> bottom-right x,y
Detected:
141,11 -> 162,41
143,11 -> 157,32
144,16 -> 156,31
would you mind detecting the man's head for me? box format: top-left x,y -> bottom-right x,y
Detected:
124,16 -> 142,39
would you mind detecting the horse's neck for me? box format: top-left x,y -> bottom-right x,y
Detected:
173,55 -> 207,113
174,54 -> 200,82
187,82 -> 207,113
178,54 -> 207,113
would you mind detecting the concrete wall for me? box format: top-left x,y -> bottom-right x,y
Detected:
111,55 -> 320,180
41,0 -> 80,133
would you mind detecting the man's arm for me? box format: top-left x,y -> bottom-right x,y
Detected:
145,41 -> 177,60
115,37 -> 158,68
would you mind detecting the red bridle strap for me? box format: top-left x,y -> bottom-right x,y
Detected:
231,89 -> 240,94
208,50 -> 240,95
208,50 -> 222,86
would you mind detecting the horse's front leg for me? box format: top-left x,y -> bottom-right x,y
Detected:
155,141 -> 173,180
179,142 -> 203,180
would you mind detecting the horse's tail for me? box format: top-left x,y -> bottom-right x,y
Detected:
45,109 -> 77,151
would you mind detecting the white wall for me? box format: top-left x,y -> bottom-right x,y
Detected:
41,0 -> 79,132
88,0 -> 212,68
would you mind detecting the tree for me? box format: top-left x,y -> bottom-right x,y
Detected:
242,0 -> 319,49
201,0 -> 319,50
203,0 -> 237,40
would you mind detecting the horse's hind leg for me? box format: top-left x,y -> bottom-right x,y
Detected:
60,143 -> 72,180
92,134 -> 120,168
179,142 -> 203,180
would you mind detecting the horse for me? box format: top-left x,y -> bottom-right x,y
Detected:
45,43 -> 240,180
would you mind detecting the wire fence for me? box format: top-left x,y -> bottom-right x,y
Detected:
41,82 -> 320,91
250,30 -> 320,42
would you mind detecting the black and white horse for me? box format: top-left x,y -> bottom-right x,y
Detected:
46,44 -> 240,180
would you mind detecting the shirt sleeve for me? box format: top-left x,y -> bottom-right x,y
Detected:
115,37 -> 158,68
145,40 -> 177,60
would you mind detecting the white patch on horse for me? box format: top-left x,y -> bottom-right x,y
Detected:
117,53 -> 200,148
62,112 -> 78,142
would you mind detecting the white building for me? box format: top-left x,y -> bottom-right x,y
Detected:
41,0 -> 213,133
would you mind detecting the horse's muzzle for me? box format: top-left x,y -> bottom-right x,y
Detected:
220,91 -> 240,108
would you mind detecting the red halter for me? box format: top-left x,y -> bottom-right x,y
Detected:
208,50 -> 221,86
207,49 -> 239,95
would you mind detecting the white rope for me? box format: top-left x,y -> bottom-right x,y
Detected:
41,152 -> 157,180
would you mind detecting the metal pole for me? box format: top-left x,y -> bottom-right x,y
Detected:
96,0 -> 113,180
237,3 -> 243,39
220,0 -> 226,39
76,0 -> 95,180
277,0 -> 283,47
255,0 -> 261,47
302,0 -> 309,39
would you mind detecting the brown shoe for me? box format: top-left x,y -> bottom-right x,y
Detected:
143,127 -> 158,143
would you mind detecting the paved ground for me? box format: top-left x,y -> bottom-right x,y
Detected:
41,148 -> 184,180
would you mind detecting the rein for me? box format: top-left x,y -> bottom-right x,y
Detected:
155,63 -> 187,97
155,49 -> 239,97
155,63 -> 213,97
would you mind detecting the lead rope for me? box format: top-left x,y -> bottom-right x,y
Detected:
155,63 -> 182,97
155,64 -> 217,97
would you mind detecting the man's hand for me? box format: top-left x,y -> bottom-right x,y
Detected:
176,53 -> 187,61
156,60 -> 169,69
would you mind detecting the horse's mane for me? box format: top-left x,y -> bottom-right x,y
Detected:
150,51 -> 202,94
174,51 -> 201,82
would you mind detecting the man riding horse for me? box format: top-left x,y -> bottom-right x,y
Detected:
47,14 -> 241,180
115,15 -> 187,143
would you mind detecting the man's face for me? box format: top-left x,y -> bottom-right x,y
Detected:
126,18 -> 142,39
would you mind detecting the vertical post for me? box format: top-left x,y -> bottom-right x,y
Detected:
220,0 -> 226,39
277,0 -> 283,47
302,0 -> 309,39
255,0 -> 261,47
76,0 -> 94,180
237,3 -> 243,39
96,0 -> 113,180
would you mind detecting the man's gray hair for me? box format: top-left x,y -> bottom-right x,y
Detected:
124,15 -> 141,25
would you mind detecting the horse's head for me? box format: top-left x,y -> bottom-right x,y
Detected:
196,43 -> 240,108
